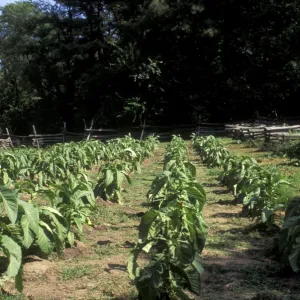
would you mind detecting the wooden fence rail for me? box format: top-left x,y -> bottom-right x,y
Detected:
0,125 -> 202,148
0,137 -> 13,149
229,125 -> 300,142
3,119 -> 300,149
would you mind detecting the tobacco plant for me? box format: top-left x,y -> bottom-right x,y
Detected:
94,162 -> 132,204
39,174 -> 95,242
129,136 -> 207,299
220,156 -> 290,226
0,135 -> 159,291
0,185 -> 67,291
276,198 -> 300,272
128,199 -> 207,299
191,135 -> 229,168
192,135 -> 291,227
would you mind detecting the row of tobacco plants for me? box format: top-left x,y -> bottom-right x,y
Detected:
191,134 -> 300,273
0,135 -> 159,292
128,136 -> 207,300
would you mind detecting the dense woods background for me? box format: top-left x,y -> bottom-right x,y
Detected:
1,0 -> 300,133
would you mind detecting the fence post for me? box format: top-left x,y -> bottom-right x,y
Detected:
5,128 -> 14,148
117,125 -> 121,138
63,122 -> 67,143
83,119 -> 87,140
140,125 -> 145,141
264,128 -> 268,143
140,118 -> 146,141
86,118 -> 94,141
32,125 -> 40,149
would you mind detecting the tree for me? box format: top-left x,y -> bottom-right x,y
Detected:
0,2 -> 41,132
1,0 -> 300,132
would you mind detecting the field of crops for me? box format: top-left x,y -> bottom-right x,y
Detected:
1,135 -> 300,300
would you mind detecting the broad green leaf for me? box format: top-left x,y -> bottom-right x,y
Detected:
40,206 -> 63,217
0,186 -> 18,224
124,148 -> 137,157
283,216 -> 300,230
288,236 -> 300,272
170,274 -> 193,300
186,186 -> 205,203
192,253 -> 204,275
114,190 -> 123,204
68,231 -> 75,247
74,217 -> 83,233
277,180 -> 291,186
183,262 -> 201,295
142,242 -> 153,253
139,210 -> 159,240
127,250 -> 139,280
0,235 -> 22,278
38,172 -> 43,187
285,198 -> 300,220
3,172 -> 9,185
164,160 -> 176,171
20,215 -> 34,249
122,171 -> 132,184
15,267 -> 23,292
185,162 -> 196,179
40,210 -> 66,244
18,200 -> 40,235
104,169 -> 114,187
135,161 -> 142,173
39,220 -> 53,233
37,227 -> 53,254
116,170 -> 123,190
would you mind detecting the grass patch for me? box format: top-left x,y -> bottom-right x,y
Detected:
259,141 -> 293,157
221,137 -> 236,146
94,241 -> 129,259
60,265 -> 93,281
205,168 -> 223,177
94,205 -> 130,225
206,232 -> 252,252
0,295 -> 25,300
239,264 -> 282,288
